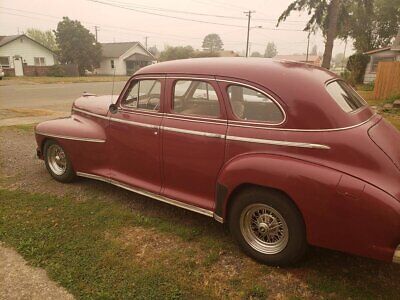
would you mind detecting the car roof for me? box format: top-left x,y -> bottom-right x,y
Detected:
135,58 -> 373,130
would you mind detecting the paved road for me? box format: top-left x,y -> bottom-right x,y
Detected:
0,81 -> 126,112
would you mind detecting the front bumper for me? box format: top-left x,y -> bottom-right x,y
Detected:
394,245 -> 400,264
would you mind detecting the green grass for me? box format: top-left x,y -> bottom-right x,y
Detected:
0,189 -> 209,299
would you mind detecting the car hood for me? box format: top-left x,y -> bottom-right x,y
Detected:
73,94 -> 119,116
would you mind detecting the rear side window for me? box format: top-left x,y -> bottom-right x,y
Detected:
227,85 -> 284,123
326,80 -> 366,113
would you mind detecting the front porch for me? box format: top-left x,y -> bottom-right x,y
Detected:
125,53 -> 153,75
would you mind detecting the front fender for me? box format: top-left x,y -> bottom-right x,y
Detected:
216,153 -> 400,262
35,114 -> 109,175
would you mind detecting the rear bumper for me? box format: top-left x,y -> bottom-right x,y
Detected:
394,245 -> 400,264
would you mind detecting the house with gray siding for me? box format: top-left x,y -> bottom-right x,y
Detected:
363,29 -> 400,83
95,42 -> 156,75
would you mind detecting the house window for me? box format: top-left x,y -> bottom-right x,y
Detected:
110,59 -> 115,69
34,57 -> 46,66
371,56 -> 394,72
0,56 -> 10,67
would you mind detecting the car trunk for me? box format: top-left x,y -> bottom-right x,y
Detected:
368,118 -> 400,171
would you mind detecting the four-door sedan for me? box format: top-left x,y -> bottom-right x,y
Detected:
35,58 -> 400,266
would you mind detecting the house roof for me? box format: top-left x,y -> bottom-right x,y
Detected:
274,54 -> 320,62
0,34 -> 56,54
101,42 -> 138,57
364,47 -> 392,55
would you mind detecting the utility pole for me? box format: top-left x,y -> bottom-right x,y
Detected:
244,10 -> 255,57
94,26 -> 99,42
306,29 -> 311,62
144,36 -> 148,50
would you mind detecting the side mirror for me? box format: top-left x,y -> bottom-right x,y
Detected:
109,103 -> 118,114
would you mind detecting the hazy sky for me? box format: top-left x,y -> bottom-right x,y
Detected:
0,0 -> 350,56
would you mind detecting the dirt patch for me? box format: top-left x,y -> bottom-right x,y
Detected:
0,243 -> 74,300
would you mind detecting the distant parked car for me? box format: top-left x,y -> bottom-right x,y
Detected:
0,66 -> 4,80
34,58 -> 400,266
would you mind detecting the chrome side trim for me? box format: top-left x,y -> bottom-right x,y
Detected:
393,245 -> 400,264
72,107 -> 109,120
164,115 -> 225,125
213,214 -> 224,223
216,79 -> 287,126
110,117 -> 158,129
162,126 -> 225,139
226,135 -> 330,149
76,172 -> 216,218
35,131 -> 106,143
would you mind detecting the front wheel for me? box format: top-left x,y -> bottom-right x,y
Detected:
229,188 -> 307,266
43,140 -> 76,182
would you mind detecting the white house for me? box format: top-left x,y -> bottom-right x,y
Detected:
96,42 -> 156,75
363,29 -> 400,83
0,34 -> 57,76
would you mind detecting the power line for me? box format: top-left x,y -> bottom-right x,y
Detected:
86,0 -> 305,31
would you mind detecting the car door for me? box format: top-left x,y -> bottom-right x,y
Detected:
108,76 -> 165,194
161,76 -> 228,211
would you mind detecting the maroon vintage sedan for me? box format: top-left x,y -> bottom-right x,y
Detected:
35,58 -> 400,266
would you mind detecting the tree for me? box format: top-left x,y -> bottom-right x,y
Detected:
148,45 -> 159,58
277,0 -> 343,69
311,45 -> 318,55
159,46 -> 194,61
264,42 -> 277,58
202,34 -> 223,53
342,0 -> 400,53
54,17 -> 102,75
26,28 -> 58,51
251,51 -> 262,57
346,53 -> 370,84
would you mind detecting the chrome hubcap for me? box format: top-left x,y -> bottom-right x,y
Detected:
47,144 -> 67,176
240,204 -> 289,254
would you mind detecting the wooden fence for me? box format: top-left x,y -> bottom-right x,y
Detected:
374,61 -> 400,100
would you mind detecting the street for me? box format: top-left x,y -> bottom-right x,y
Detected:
0,81 -> 126,126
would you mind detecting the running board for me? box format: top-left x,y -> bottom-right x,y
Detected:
76,172 -> 224,223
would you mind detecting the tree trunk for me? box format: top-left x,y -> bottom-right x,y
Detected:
322,0 -> 341,69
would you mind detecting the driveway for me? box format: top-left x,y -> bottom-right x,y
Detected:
0,81 -> 125,126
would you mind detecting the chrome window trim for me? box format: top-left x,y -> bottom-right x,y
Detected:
162,126 -> 225,139
118,108 -> 163,118
35,131 -> 106,143
76,172 -> 223,222
226,135 -> 330,150
164,113 -> 226,125
217,79 -> 287,126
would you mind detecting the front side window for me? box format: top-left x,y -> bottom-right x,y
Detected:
121,79 -> 161,111
227,85 -> 284,123
326,80 -> 366,113
173,80 -> 220,117
0,56 -> 9,67
34,57 -> 46,66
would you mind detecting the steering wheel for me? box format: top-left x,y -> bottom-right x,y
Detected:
147,97 -> 160,111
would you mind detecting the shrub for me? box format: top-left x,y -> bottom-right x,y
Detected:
346,53 -> 370,85
47,64 -> 66,77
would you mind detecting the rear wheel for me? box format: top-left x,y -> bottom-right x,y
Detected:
229,188 -> 307,266
44,140 -> 76,182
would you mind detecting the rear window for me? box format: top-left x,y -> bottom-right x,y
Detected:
326,80 -> 366,113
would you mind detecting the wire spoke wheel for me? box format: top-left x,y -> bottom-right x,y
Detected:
47,144 -> 67,176
240,203 -> 289,255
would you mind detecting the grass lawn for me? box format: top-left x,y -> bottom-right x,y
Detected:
2,76 -> 129,84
